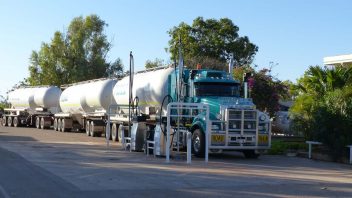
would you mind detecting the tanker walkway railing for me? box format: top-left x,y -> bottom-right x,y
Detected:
166,102 -> 210,164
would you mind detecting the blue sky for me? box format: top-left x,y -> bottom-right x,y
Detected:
0,0 -> 351,96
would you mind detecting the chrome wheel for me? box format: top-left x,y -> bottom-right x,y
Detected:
86,121 -> 90,136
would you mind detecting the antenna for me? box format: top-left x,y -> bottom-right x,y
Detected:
177,36 -> 184,103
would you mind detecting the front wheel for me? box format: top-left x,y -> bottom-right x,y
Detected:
192,129 -> 205,157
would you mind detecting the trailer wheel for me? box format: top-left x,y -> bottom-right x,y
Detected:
35,117 -> 40,129
111,124 -> 118,142
2,116 -> 7,127
86,121 -> 90,136
57,119 -> 62,132
40,118 -> 45,129
192,129 -> 205,157
13,117 -> 19,127
53,119 -> 58,131
118,124 -> 124,142
61,119 -> 66,132
90,122 -> 96,137
7,116 -> 13,127
243,150 -> 259,159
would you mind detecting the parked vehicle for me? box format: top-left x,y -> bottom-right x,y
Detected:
108,55 -> 271,157
2,86 -> 61,128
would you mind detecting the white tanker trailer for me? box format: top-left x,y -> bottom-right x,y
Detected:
1,86 -> 62,128
54,78 -> 117,137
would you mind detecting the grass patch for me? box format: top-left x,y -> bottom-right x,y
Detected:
268,140 -> 307,155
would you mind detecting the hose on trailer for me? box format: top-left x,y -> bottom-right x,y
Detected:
160,95 -> 173,136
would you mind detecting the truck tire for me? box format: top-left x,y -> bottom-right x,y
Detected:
118,125 -> 124,142
90,122 -> 96,137
61,119 -> 66,132
40,118 -> 45,129
53,119 -> 58,131
192,129 -> 205,157
36,117 -> 40,129
57,119 -> 62,132
13,117 -> 19,127
243,150 -> 259,159
2,116 -> 7,127
7,116 -> 12,127
111,124 -> 118,142
86,121 -> 90,136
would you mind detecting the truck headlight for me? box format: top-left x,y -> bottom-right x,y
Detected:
216,113 -> 222,120
259,114 -> 267,121
212,125 -> 220,130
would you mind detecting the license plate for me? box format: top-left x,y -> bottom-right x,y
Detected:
211,134 -> 225,145
258,134 -> 268,145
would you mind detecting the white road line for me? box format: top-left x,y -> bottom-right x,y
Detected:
0,184 -> 10,198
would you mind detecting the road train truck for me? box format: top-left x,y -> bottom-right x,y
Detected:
110,65 -> 271,157
53,78 -> 117,136
2,86 -> 62,128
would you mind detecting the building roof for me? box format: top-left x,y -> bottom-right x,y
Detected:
323,54 -> 352,66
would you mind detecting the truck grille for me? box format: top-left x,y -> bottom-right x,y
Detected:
228,109 -> 257,135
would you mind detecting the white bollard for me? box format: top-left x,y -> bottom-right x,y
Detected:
166,112 -> 171,163
106,123 -> 110,148
187,132 -> 192,164
121,126 -> 125,150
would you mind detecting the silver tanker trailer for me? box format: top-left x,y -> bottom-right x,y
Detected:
54,78 -> 117,137
1,86 -> 62,129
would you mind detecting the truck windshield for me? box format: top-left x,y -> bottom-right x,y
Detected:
194,82 -> 240,97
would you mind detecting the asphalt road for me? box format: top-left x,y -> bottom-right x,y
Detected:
0,126 -> 351,198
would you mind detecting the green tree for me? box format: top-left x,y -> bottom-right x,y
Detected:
145,58 -> 165,69
0,95 -> 9,112
168,17 -> 258,69
290,65 -> 352,160
28,15 -> 123,86
233,66 -> 288,117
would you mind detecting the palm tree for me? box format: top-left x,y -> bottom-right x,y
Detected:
296,65 -> 352,97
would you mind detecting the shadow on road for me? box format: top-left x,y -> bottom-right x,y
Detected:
0,135 -> 37,142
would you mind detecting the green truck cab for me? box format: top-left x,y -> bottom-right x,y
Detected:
169,68 -> 271,157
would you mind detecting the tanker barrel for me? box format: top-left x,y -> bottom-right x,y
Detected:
59,78 -> 117,115
113,66 -> 175,116
7,86 -> 62,113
